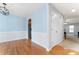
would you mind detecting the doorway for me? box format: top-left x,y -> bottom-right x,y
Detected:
28,18 -> 32,40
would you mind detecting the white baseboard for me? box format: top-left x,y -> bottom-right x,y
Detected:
49,38 -> 64,50
0,31 -> 28,42
32,32 -> 49,50
32,32 -> 64,51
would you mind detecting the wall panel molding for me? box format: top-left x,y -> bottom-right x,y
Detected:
0,31 -> 28,42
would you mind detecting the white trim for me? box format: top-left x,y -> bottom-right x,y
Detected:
49,38 -> 64,50
32,32 -> 50,51
32,32 -> 63,51
32,40 -> 48,49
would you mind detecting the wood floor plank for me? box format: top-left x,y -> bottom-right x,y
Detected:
0,39 -> 79,55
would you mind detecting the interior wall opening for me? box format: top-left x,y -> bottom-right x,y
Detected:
28,18 -> 32,40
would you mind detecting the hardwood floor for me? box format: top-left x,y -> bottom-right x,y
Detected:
49,45 -> 79,55
0,39 -> 79,55
0,39 -> 48,55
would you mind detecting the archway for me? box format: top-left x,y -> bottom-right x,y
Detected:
28,18 -> 32,40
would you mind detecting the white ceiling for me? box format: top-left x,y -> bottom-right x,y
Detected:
0,3 -> 45,17
1,3 -> 79,22
1,3 -> 79,18
53,3 -> 79,18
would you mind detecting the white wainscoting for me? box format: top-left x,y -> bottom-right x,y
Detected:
0,31 -> 28,42
32,32 -> 64,51
32,32 -> 50,50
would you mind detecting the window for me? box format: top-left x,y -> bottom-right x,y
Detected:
69,25 -> 74,33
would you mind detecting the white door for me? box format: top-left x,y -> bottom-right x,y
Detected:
50,14 -> 64,48
50,15 -> 58,46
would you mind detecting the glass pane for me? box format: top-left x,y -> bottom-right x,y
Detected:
69,25 -> 74,33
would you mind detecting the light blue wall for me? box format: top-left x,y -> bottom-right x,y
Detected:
32,4 -> 49,49
0,15 -> 28,32
32,4 -> 48,33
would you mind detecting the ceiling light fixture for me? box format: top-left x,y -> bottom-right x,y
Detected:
0,3 -> 9,16
72,8 -> 76,13
64,22 -> 68,24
